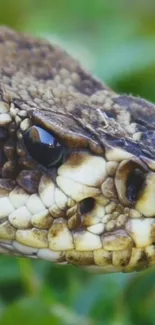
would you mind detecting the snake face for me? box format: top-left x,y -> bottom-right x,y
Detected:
0,27 -> 155,273
0,102 -> 155,275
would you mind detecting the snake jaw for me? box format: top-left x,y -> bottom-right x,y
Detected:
0,144 -> 144,273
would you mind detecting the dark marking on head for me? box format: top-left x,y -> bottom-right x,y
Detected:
140,131 -> 155,157
74,68 -> 103,96
101,133 -> 142,156
2,160 -> 17,179
0,150 -> 7,167
17,169 -> 42,194
105,109 -> 117,120
0,178 -> 16,196
64,151 -> 89,168
0,127 -> 8,140
114,95 -> 155,130
4,138 -> 16,161
112,95 -> 155,159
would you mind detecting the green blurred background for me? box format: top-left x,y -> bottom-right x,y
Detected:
1,0 -> 155,324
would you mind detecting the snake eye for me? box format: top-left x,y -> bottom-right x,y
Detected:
115,159 -> 147,205
23,126 -> 65,167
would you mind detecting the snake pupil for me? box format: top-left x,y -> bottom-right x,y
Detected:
23,126 -> 64,168
126,168 -> 145,202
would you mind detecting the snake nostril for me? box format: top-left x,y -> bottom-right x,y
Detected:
79,197 -> 95,215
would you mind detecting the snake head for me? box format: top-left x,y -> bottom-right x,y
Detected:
0,27 -> 155,274
0,95 -> 154,274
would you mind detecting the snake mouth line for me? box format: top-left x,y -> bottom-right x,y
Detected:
0,239 -> 153,274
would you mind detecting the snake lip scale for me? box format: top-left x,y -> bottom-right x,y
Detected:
0,27 -> 155,273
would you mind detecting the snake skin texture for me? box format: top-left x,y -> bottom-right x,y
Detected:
0,27 -> 155,273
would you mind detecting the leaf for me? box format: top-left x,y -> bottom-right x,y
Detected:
0,297 -> 60,325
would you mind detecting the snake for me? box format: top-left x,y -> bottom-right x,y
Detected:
0,26 -> 155,274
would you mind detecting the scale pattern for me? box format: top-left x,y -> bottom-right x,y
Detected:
0,27 -> 154,273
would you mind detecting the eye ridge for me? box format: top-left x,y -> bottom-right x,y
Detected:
23,125 -> 65,168
126,168 -> 145,202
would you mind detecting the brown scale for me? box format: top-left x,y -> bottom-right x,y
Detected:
8,122 -> 17,137
66,250 -> 94,266
67,205 -> 81,230
7,113 -> 41,189
17,169 -> 42,194
16,139 -> 27,157
18,156 -> 37,170
4,138 -> 16,160
2,137 -> 17,179
0,127 -> 10,176
17,138 -> 38,170
0,178 -> 16,198
0,125 -> 18,200
2,160 -> 17,179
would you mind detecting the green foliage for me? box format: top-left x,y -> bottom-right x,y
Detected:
0,0 -> 155,324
